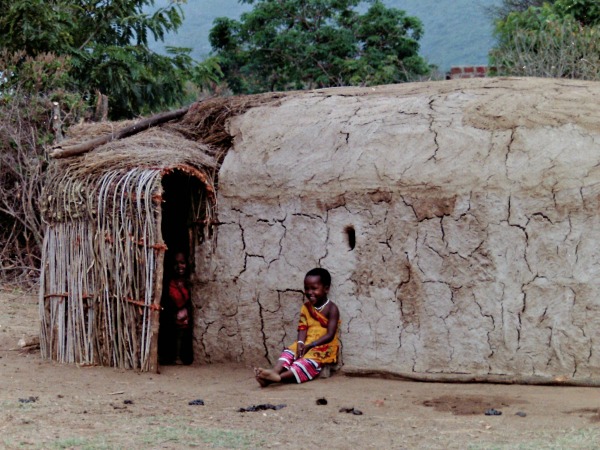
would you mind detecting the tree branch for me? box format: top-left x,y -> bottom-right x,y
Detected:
50,106 -> 191,159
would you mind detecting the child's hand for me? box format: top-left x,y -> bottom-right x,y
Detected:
300,343 -> 314,357
296,342 -> 305,359
176,308 -> 189,327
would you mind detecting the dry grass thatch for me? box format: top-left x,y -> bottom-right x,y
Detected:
42,127 -> 217,222
167,92 -> 288,164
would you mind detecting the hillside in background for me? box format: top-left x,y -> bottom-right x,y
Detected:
150,0 -> 501,71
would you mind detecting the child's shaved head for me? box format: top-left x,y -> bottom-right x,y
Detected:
305,268 -> 331,287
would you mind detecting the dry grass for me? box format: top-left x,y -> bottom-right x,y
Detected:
169,93 -> 288,165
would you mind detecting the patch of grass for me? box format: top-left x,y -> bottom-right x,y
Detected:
470,427 -> 600,450
143,424 -> 263,448
2,435 -> 115,450
1,438 -> 18,449
17,403 -> 35,411
47,437 -> 113,449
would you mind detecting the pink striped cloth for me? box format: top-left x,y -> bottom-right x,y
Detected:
278,349 -> 322,383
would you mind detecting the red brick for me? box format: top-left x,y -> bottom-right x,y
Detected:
464,66 -> 475,73
476,66 -> 486,73
450,67 -> 463,75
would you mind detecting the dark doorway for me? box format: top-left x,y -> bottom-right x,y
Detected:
158,169 -> 209,365
161,171 -> 208,261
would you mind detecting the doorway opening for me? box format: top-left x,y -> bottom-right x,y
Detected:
158,169 -> 210,366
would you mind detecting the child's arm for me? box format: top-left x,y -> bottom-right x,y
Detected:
301,303 -> 340,356
296,329 -> 308,358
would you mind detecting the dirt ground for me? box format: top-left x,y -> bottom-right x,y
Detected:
1,288 -> 599,449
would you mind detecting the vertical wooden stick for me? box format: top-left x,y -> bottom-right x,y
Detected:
101,94 -> 108,122
52,102 -> 63,144
147,185 -> 165,373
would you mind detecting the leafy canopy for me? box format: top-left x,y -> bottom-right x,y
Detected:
553,0 -> 600,26
209,0 -> 430,94
490,0 -> 600,80
0,0 -> 219,118
486,0 -> 551,22
494,0 -> 600,37
488,0 -> 600,30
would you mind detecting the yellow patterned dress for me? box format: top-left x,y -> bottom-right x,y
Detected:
288,302 -> 340,364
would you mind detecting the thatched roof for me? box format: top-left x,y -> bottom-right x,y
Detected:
42,126 -> 217,224
41,90 -> 295,223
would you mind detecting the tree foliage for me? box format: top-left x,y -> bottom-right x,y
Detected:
486,0 -> 551,22
490,0 -> 600,80
209,0 -> 430,94
488,0 -> 600,27
553,0 -> 600,26
0,1 -> 224,284
0,0 -> 220,118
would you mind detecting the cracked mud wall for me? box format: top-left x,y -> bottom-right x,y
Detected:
192,78 -> 600,382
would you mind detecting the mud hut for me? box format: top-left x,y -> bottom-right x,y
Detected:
40,77 -> 600,384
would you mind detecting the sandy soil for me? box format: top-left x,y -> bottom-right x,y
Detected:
1,288 -> 599,449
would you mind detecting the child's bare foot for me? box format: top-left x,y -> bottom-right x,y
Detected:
253,367 -> 270,387
255,376 -> 269,387
257,368 -> 282,383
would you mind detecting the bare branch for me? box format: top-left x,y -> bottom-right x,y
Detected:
50,106 -> 191,159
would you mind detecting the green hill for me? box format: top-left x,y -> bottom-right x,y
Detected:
150,0 -> 500,71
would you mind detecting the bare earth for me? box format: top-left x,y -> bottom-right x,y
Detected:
1,289 -> 599,449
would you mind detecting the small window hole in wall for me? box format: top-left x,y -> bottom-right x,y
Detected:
345,226 -> 356,251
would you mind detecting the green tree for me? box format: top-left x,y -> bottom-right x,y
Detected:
486,0 -> 551,22
488,0 -> 600,25
0,0 -> 219,118
209,0 -> 430,94
553,0 -> 600,26
490,0 -> 600,80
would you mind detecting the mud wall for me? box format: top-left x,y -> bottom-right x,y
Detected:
192,78 -> 600,382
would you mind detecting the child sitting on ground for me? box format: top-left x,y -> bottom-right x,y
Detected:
255,267 -> 340,386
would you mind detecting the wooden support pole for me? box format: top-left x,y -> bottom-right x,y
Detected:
147,188 -> 165,374
52,102 -> 63,144
94,91 -> 109,122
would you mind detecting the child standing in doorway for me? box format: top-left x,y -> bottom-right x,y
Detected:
159,251 -> 194,365
255,268 -> 340,386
